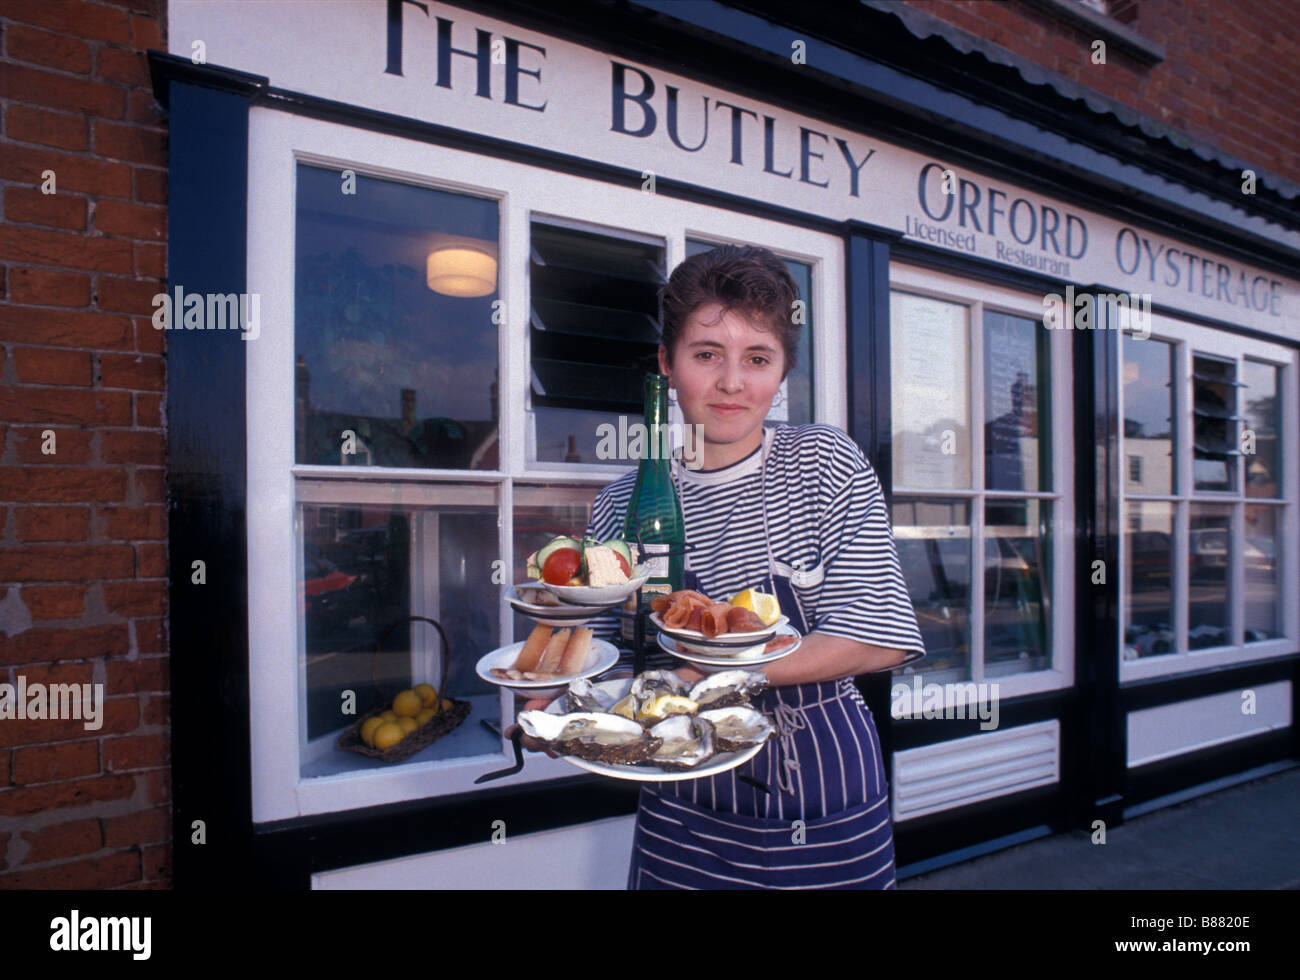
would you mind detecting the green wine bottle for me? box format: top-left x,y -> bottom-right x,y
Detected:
621,374 -> 685,636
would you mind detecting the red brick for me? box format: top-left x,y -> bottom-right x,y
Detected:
4,104 -> 89,150
22,584 -> 88,620
136,544 -> 166,580
133,245 -> 165,283
3,186 -> 88,231
97,276 -> 161,315
93,120 -> 166,166
11,428 -> 90,466
0,225 -> 132,274
0,306 -> 133,349
99,505 -> 165,540
103,805 -> 170,848
9,269 -> 92,309
132,165 -> 166,205
20,818 -> 103,864
0,62 -> 125,119
102,581 -> 165,617
104,733 -> 168,772
145,766 -> 169,803
107,656 -> 168,696
95,200 -> 164,240
96,46 -> 150,87
12,742 -> 101,786
133,468 -> 165,503
0,773 -> 134,816
134,315 -> 165,354
126,88 -> 163,126
0,714 -> 89,748
0,0 -> 132,43
7,24 -> 93,74
141,842 -> 170,880
12,346 -> 93,386
0,385 -> 133,425
0,144 -> 132,198
99,429 -> 163,465
14,505 -> 92,542
0,751 -> 9,787
130,13 -> 164,50
0,850 -> 141,889
142,692 -> 168,725
1,468 -> 127,506
0,544 -> 134,583
134,393 -> 162,428
16,662 -> 95,688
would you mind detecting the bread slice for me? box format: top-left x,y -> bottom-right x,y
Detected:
536,627 -> 572,674
513,624 -> 553,672
559,627 -> 592,675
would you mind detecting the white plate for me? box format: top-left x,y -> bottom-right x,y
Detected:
542,572 -> 650,607
538,677 -> 769,782
475,638 -> 619,694
649,610 -> 788,648
504,583 -> 620,625
658,623 -> 802,669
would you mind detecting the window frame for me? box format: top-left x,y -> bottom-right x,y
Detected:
1119,312 -> 1299,682
887,263 -> 1076,702
245,109 -> 847,821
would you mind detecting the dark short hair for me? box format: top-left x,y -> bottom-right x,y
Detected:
660,245 -> 800,377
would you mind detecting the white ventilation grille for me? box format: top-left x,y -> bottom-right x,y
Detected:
892,720 -> 1060,822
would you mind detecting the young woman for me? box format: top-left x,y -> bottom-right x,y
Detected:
533,245 -> 925,888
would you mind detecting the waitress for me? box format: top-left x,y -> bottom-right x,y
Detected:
537,245 -> 925,888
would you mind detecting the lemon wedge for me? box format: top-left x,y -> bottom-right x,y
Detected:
731,588 -> 781,626
637,694 -> 699,725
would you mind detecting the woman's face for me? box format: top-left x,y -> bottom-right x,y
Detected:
659,302 -> 786,463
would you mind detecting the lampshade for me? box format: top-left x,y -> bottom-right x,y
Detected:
426,246 -> 497,297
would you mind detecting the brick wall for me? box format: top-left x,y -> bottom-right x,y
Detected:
902,0 -> 1300,185
0,0 -> 170,889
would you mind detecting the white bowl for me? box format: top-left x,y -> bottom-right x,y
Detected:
541,572 -> 650,607
505,583 -> 621,626
657,623 -> 802,671
649,611 -> 787,649
475,638 -> 619,695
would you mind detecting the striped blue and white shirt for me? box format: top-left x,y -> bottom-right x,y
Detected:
587,423 -> 925,657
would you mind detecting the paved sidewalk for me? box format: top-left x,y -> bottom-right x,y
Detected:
899,765 -> 1300,889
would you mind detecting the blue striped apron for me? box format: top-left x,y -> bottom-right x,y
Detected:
627,566 -> 897,889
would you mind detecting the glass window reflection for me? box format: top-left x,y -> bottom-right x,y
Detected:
984,311 -> 1048,491
891,499 -> 972,679
984,499 -> 1050,676
1123,336 -> 1175,495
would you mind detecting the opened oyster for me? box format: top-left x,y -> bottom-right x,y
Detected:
610,670 -> 693,724
689,670 -> 770,709
566,677 -> 617,714
699,706 -> 775,751
648,715 -> 716,771
517,710 -> 662,765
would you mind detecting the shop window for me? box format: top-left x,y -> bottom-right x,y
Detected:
528,221 -> 665,464
295,164 -> 501,470
1121,323 -> 1294,674
887,273 -> 1072,693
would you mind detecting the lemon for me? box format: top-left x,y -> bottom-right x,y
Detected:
637,694 -> 698,724
397,716 -> 419,736
372,722 -> 404,751
393,690 -> 423,717
414,683 -> 438,708
731,588 -> 781,626
439,697 -> 453,713
416,707 -> 437,726
360,716 -> 385,747
381,710 -> 398,724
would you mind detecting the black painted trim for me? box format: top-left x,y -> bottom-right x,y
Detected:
1124,730 -> 1295,810
893,783 -> 1065,869
148,50 -> 268,111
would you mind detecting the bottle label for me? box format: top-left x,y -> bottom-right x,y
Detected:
641,543 -> 670,578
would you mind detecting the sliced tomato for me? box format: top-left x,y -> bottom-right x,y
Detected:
613,552 -> 630,578
541,547 -> 583,586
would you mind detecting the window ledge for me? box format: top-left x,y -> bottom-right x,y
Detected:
1017,0 -> 1165,66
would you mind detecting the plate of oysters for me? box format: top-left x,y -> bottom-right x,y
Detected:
516,669 -> 775,782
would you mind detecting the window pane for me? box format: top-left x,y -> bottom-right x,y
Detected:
300,494 -> 501,775
891,498 -> 971,679
510,483 -> 599,631
984,311 -> 1048,491
1123,501 -> 1175,659
1192,355 -> 1237,492
295,165 -> 500,469
1242,360 -> 1281,499
984,499 -> 1051,676
891,292 -> 971,489
1188,503 -> 1232,648
1123,335 -> 1175,494
686,239 -> 813,426
1244,504 -> 1282,641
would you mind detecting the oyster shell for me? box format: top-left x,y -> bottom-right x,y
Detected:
647,715 -> 716,771
698,706 -> 775,752
565,677 -> 617,714
610,671 -> 692,725
689,670 -> 769,709
517,710 -> 662,765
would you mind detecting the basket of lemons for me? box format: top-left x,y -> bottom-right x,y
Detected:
336,616 -> 472,764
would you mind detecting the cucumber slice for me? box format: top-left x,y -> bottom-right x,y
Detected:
536,536 -> 582,571
602,539 -> 633,568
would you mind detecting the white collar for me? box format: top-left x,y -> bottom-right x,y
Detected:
673,426 -> 775,487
